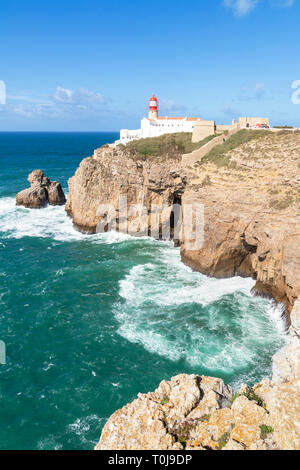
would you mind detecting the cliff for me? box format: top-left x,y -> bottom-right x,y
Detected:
65,145 -> 185,235
67,131 -> 300,310
65,130 -> 300,450
181,131 -> 300,310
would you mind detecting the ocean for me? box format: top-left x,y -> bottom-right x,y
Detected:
0,132 -> 287,450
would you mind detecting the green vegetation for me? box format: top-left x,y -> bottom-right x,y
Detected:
201,129 -> 271,168
231,389 -> 266,408
244,390 -> 265,408
160,397 -> 169,405
273,125 -> 294,129
218,432 -> 230,450
177,435 -> 186,444
231,393 -> 240,405
199,414 -> 211,422
118,132 -> 216,161
259,425 -> 274,439
173,419 -> 199,446
269,196 -> 294,210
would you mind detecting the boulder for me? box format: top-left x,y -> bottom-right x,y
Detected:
16,170 -> 66,209
47,181 -> 66,206
16,186 -> 48,209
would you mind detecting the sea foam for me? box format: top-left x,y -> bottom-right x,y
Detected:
115,245 -> 288,386
0,197 -> 135,244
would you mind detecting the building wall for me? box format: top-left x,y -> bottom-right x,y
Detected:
239,117 -> 269,128
215,124 -> 237,132
141,118 -> 197,139
120,128 -> 142,144
182,127 -> 240,167
192,121 -> 216,142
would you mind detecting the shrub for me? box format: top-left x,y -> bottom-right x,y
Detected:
231,389 -> 266,408
202,129 -> 271,168
199,414 -> 211,422
260,425 -> 274,439
270,196 -> 294,210
218,432 -> 230,450
160,397 -> 169,405
121,132 -> 216,161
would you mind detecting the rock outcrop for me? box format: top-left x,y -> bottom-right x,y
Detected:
16,170 -> 66,209
95,374 -> 299,451
65,146 -> 185,234
96,303 -> 300,450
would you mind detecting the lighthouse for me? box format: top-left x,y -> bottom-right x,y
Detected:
148,94 -> 158,120
119,94 -> 204,144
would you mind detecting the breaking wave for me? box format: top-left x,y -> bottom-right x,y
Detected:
115,245 -> 287,387
0,197 -> 134,244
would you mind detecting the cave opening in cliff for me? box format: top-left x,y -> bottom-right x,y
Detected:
170,195 -> 182,246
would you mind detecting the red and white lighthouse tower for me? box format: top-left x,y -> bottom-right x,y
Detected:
148,94 -> 158,119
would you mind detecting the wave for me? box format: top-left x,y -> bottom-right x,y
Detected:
115,246 -> 288,384
0,197 -> 137,244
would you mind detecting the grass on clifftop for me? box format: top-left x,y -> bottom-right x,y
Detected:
201,129 -> 272,168
118,132 -> 216,161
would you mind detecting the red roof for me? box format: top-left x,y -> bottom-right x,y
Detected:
153,117 -> 203,121
149,94 -> 158,102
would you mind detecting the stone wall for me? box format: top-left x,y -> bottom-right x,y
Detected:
192,120 -> 216,142
182,126 -> 240,167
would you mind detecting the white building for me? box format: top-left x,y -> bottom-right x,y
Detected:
118,95 -> 203,144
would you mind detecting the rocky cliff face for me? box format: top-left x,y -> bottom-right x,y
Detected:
66,132 -> 300,450
181,131 -> 300,310
65,146 -> 185,234
96,301 -> 300,451
66,133 -> 300,310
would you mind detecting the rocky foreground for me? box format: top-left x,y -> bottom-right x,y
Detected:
65,131 -> 300,450
16,170 -> 66,208
96,302 -> 300,450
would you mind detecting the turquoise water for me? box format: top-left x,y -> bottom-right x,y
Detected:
0,132 -> 287,450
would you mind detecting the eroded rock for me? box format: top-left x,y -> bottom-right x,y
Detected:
96,374 -> 233,450
16,170 -> 66,209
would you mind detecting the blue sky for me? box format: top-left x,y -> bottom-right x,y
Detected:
0,0 -> 299,131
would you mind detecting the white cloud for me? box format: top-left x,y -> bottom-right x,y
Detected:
223,0 -> 295,15
235,83 -> 267,101
53,86 -> 106,105
269,0 -> 295,7
255,82 -> 266,99
0,86 -> 109,120
159,99 -> 187,114
223,0 -> 260,16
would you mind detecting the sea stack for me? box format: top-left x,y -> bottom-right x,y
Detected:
16,169 -> 66,209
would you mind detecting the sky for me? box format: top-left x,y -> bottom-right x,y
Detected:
0,0 -> 299,131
